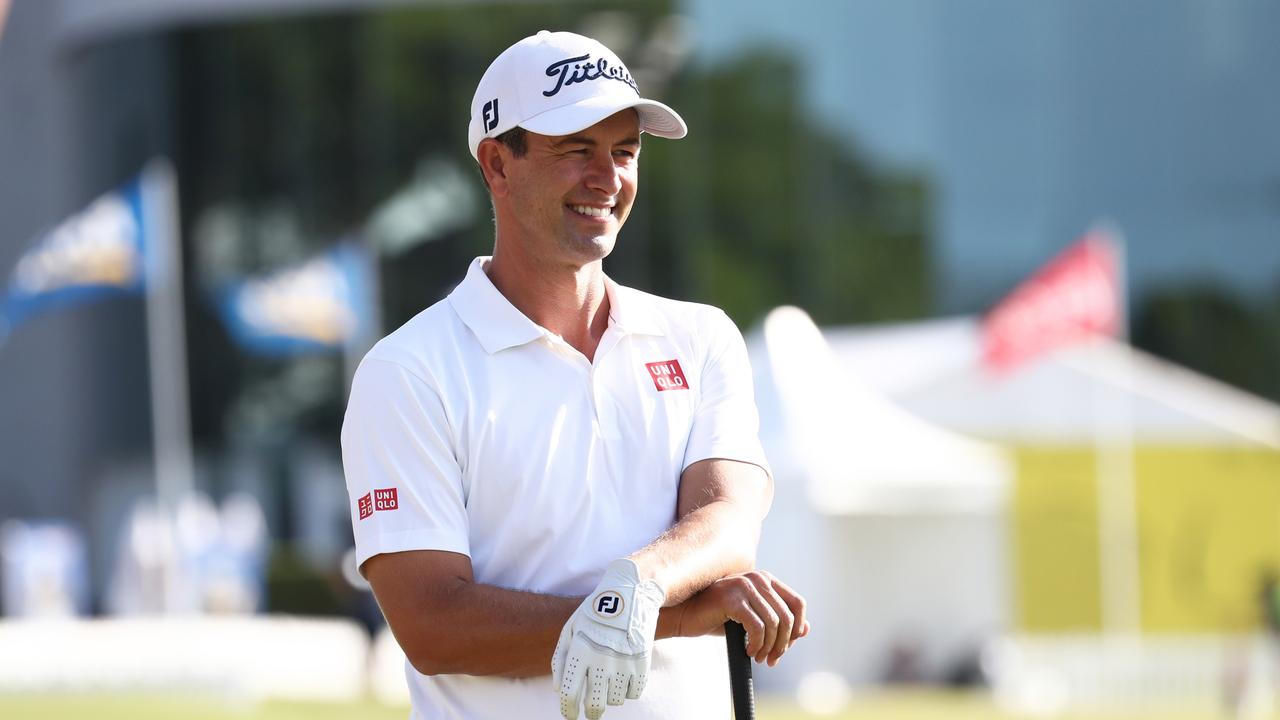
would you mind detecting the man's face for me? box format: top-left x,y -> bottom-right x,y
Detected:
500,110 -> 641,266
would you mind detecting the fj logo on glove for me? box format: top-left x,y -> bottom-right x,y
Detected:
593,591 -> 624,618
554,559 -> 664,717
645,359 -> 689,392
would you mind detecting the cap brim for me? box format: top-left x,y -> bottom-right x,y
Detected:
518,94 -> 687,140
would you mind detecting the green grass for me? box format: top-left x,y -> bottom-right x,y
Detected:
1,690 -> 1274,719
759,690 -> 1272,719
0,695 -> 410,720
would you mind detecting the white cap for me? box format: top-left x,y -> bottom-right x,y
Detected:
468,30 -> 688,159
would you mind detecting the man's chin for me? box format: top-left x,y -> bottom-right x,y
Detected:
563,234 -> 617,264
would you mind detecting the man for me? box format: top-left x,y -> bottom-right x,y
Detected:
342,30 -> 808,720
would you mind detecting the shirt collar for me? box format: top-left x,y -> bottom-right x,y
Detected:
448,257 -> 666,354
605,278 -> 664,337
447,257 -> 545,354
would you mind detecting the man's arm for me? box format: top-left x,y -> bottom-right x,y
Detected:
365,545 -> 806,678
364,550 -> 578,678
627,457 -> 804,665
366,456 -> 791,679
630,457 -> 772,606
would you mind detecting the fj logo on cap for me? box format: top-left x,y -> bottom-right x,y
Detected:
645,359 -> 689,392
543,53 -> 638,98
593,591 -> 624,618
482,98 -> 500,132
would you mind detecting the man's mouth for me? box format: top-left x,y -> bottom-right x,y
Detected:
569,204 -> 613,218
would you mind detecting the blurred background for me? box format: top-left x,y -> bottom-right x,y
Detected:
1,0 -> 1278,718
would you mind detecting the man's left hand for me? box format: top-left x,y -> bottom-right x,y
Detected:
552,559 -> 665,720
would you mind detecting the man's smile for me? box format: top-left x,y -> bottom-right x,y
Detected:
568,204 -> 614,219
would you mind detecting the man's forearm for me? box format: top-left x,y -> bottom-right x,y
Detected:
630,496 -> 761,606
370,558 -> 578,679
379,577 -> 708,679
368,461 -> 770,680
627,459 -> 772,606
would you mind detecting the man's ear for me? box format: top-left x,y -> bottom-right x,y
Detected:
477,139 -> 510,196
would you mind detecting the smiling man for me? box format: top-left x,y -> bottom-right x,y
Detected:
341,31 -> 808,720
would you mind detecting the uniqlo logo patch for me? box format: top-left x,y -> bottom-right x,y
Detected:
374,487 -> 399,512
357,488 -> 398,520
645,359 -> 689,392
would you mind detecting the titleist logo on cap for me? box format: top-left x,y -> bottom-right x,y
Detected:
544,53 -> 639,98
467,31 -> 687,160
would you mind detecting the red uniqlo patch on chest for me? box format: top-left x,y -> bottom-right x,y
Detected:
374,487 -> 399,511
645,359 -> 689,392
357,493 -> 373,520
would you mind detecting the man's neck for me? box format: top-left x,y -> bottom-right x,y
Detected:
485,249 -> 611,362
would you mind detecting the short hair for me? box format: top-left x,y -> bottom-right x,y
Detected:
497,126 -> 528,156
479,127 -> 528,191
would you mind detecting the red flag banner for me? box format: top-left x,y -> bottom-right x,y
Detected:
981,229 -> 1121,371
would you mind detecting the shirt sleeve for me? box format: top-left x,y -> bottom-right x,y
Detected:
682,309 -> 772,477
341,356 -> 471,571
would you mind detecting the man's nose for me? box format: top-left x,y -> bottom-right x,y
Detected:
584,153 -> 622,195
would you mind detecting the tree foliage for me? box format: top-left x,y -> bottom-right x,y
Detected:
174,3 -> 934,449
634,52 -> 931,328
1132,284 -> 1280,403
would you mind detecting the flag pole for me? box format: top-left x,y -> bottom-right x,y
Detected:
141,158 -> 196,614
1092,227 -> 1141,637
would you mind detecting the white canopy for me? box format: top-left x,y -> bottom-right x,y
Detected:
824,316 -> 1280,448
749,306 -> 1010,516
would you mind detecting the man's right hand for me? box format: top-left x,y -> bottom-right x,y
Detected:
669,570 -> 809,667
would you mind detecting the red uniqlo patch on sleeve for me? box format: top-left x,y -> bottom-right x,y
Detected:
358,493 -> 373,520
374,487 -> 399,512
645,359 -> 689,392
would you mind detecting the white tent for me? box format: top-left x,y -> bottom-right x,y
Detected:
823,316 -> 1280,448
819,316 -> 1280,712
747,307 -> 1013,689
756,306 -> 1009,515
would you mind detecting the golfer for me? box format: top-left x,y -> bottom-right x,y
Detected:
342,30 -> 808,720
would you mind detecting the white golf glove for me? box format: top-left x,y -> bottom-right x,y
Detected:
552,558 -> 665,720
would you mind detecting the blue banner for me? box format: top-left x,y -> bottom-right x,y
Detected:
0,179 -> 149,340
217,243 -> 373,357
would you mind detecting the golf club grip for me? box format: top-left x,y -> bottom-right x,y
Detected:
724,621 -> 755,719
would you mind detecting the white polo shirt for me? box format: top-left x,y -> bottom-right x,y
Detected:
342,257 -> 769,720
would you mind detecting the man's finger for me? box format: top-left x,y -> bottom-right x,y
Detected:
585,665 -> 610,720
756,582 -> 795,665
607,670 -> 628,706
740,583 -> 779,663
627,671 -> 647,700
728,595 -> 769,660
558,644 -> 586,720
551,622 -> 573,687
769,575 -> 809,644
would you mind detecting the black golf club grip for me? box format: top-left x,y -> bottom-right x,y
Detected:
724,621 -> 755,719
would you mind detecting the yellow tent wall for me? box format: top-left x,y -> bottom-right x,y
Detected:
1014,445 -> 1280,633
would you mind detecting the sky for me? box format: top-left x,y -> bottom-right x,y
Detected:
683,0 -> 1280,313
